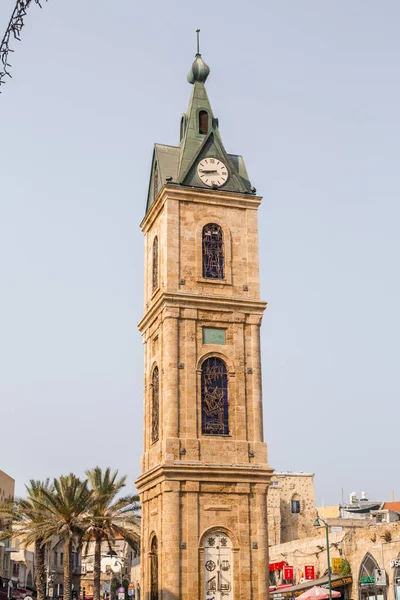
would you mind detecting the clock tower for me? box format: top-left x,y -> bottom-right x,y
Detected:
136,36 -> 273,600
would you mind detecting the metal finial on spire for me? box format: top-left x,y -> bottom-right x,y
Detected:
196,28 -> 200,55
187,29 -> 210,84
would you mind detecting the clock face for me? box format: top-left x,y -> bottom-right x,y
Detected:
197,158 -> 229,188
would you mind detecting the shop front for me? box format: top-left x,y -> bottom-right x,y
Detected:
270,574 -> 353,600
359,554 -> 387,600
390,557 -> 400,600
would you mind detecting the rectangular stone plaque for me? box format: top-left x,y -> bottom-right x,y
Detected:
202,327 -> 226,345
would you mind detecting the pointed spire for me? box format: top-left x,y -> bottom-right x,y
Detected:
187,29 -> 210,84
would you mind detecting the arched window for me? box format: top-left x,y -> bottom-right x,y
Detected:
359,553 -> 386,600
152,236 -> 158,292
150,536 -> 158,600
202,223 -> 224,279
180,115 -> 186,141
360,554 -> 379,582
151,367 -> 159,443
199,110 -> 208,134
201,357 -> 228,435
153,162 -> 158,200
291,494 -> 301,514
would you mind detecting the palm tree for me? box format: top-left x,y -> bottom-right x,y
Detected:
0,479 -> 53,600
84,467 -> 140,600
32,474 -> 93,600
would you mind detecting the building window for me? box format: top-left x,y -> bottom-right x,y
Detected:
151,367 -> 159,443
291,499 -> 301,514
180,115 -> 186,141
153,162 -> 158,201
60,553 -> 63,566
152,236 -> 159,292
359,553 -> 386,600
199,110 -> 208,134
53,551 -> 57,567
201,357 -> 229,435
202,224 -> 224,280
150,536 -> 158,600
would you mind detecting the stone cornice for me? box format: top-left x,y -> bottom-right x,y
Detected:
135,462 -> 273,493
141,184 -> 263,233
138,292 -> 267,332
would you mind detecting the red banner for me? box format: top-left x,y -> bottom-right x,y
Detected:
283,566 -> 294,581
304,565 -> 315,581
270,561 -> 286,571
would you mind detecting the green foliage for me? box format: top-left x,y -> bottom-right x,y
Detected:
340,559 -> 351,576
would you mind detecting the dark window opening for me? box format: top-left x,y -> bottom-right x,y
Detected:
153,162 -> 158,200
199,110 -> 208,134
180,116 -> 185,141
150,537 -> 158,600
291,500 -> 301,514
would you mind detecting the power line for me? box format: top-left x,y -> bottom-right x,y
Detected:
0,0 -> 47,92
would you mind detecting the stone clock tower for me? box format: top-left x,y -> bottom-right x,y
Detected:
136,38 -> 273,600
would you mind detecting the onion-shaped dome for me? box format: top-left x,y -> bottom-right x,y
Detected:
187,53 -> 210,84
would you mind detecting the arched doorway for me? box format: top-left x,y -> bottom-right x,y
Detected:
203,532 -> 233,600
150,536 -> 158,600
359,554 -> 386,600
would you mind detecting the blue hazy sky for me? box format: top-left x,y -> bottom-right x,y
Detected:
1,0 -> 399,505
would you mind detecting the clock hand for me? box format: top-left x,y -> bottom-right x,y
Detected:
200,169 -> 218,173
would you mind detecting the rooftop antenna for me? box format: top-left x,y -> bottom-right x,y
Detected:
196,28 -> 200,55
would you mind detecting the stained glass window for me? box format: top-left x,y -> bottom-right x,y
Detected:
202,224 -> 224,279
201,357 -> 228,435
150,536 -> 158,600
152,236 -> 158,292
151,367 -> 159,443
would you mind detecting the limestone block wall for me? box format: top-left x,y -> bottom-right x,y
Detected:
140,475 -> 271,600
267,473 -> 317,545
141,188 -> 263,311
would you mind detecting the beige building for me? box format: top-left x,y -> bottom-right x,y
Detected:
136,42 -> 273,600
80,534 -> 140,600
45,537 -> 81,599
0,470 -> 15,584
268,473 -> 317,546
269,518 -> 400,600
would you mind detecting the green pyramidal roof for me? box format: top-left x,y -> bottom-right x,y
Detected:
145,49 -> 254,214
178,81 -> 215,180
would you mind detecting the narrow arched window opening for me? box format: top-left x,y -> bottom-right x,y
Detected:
199,110 -> 208,134
202,223 -> 224,279
152,236 -> 159,292
151,367 -> 159,443
201,357 -> 228,435
150,536 -> 158,600
180,116 -> 186,141
291,494 -> 301,514
153,162 -> 158,200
